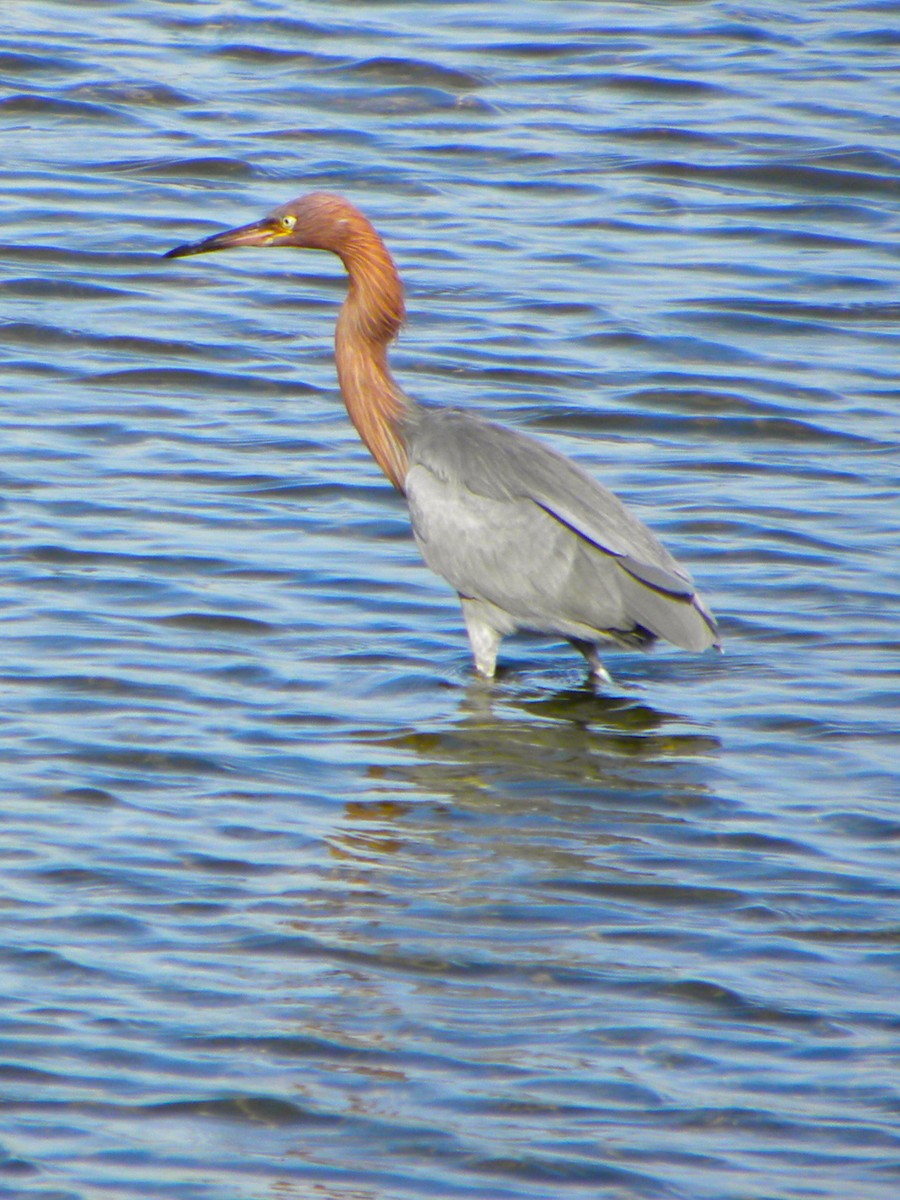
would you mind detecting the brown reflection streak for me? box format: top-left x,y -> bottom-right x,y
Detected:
326,686 -> 721,872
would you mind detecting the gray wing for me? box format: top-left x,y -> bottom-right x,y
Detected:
404,407 -> 719,650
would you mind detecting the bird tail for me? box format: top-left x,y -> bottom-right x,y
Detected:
615,566 -> 720,652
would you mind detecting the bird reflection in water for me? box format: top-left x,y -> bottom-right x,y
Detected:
330,683 -> 721,872
166,194 -> 720,687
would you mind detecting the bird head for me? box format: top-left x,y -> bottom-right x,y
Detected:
164,192 -> 359,260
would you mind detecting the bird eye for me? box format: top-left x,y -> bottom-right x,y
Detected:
280,215 -> 296,231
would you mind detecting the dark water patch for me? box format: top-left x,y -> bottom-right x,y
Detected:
675,306 -> 858,338
66,82 -> 192,108
0,1154 -> 38,1180
0,93 -> 136,123
657,979 -> 831,1030
581,328 -> 764,366
85,365 -> 316,399
49,786 -> 119,807
684,296 -> 900,326
697,414 -> 868,446
2,244 -> 135,268
714,198 -> 892,228
208,42 -> 342,69
179,852 -> 278,877
157,612 -> 275,635
253,122 -> 377,151
341,56 -> 485,92
825,813 -> 900,843
1,277 -> 129,301
161,13 -> 339,40
2,671 -> 214,707
0,321 -> 234,364
57,421 -> 159,448
706,224 -> 890,252
642,158 -> 900,199
607,124 -> 738,148
625,386 -> 794,420
123,155 -> 258,182
422,142 -> 561,170
792,924 -> 900,948
684,19 -> 798,46
470,38 -> 611,62
53,912 -> 146,937
2,947 -> 111,983
234,929 -> 626,989
811,147 -> 900,175
496,178 -> 596,200
258,83 -> 479,118
30,863 -> 164,897
0,50 -> 82,77
834,27 -> 900,47
144,1095 -> 335,1126
63,744 -> 230,778
465,1152 -> 671,1194
23,544 -> 233,574
549,879 -> 745,911
565,18 -> 798,50
201,467 -> 332,491
533,405 -> 857,448
591,71 -> 739,98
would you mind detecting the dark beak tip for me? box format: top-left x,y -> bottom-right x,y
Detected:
163,240 -> 202,260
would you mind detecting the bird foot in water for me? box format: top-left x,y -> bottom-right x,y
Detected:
589,661 -> 614,687
568,638 -> 613,686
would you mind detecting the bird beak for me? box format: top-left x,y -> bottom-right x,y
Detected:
164,218 -> 281,259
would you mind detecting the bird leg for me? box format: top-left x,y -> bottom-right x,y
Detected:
459,597 -> 501,678
568,638 -> 613,686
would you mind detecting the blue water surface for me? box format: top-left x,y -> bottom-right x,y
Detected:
1,3 -> 898,1198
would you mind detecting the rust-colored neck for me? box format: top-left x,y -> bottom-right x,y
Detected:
332,212 -> 414,493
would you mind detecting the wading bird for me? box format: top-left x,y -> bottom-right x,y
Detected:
165,193 -> 719,683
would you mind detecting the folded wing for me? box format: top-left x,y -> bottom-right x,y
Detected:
405,408 -> 719,651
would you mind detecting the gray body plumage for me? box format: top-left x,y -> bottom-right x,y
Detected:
403,406 -> 719,678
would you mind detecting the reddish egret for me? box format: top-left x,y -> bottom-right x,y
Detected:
165,193 -> 719,682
